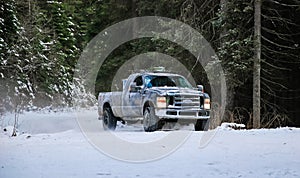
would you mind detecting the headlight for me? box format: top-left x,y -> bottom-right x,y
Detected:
157,97 -> 166,108
204,98 -> 210,110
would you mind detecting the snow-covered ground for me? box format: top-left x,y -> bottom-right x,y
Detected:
1,109 -> 300,178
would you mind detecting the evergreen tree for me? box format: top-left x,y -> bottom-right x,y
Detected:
36,0 -> 81,105
0,0 -> 22,78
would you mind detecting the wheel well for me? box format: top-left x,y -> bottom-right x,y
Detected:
103,102 -> 111,111
143,101 -> 154,114
103,102 -> 120,120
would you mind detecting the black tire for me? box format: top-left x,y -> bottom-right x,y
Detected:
194,119 -> 209,131
103,107 -> 117,130
143,106 -> 161,132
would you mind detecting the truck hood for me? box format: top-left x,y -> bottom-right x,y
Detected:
148,87 -> 205,96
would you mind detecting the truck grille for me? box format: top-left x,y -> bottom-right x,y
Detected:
168,94 -> 203,109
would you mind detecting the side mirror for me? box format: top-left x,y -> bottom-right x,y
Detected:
197,85 -> 204,93
130,83 -> 141,92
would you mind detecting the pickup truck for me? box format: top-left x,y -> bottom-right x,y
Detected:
98,71 -> 211,132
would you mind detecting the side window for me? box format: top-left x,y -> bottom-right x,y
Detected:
133,76 -> 143,86
145,76 -> 152,88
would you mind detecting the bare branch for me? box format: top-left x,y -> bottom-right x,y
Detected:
262,35 -> 298,50
266,0 -> 300,7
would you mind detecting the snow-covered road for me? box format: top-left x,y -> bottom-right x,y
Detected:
1,110 -> 300,178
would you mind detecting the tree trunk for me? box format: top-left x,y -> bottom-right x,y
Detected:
253,0 -> 261,128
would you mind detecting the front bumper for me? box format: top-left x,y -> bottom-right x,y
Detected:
155,108 -> 210,119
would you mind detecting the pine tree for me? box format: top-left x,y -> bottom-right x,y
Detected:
0,0 -> 22,78
36,0 -> 81,105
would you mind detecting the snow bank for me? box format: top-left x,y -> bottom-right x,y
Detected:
219,122 -> 246,130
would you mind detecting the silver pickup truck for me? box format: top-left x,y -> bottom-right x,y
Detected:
98,71 -> 210,132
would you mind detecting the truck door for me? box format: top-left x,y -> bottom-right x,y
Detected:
123,75 -> 144,117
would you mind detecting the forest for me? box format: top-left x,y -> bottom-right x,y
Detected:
1,0 -> 300,128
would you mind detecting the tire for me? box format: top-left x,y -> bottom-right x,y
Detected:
194,119 -> 209,131
103,107 -> 117,130
143,106 -> 161,132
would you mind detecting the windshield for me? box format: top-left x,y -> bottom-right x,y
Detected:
145,75 -> 193,88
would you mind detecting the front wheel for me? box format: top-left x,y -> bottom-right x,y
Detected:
194,119 -> 209,131
143,107 -> 161,132
103,107 -> 117,130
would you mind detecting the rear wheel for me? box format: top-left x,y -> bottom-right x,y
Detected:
143,106 -> 161,132
194,119 -> 209,131
103,107 -> 117,130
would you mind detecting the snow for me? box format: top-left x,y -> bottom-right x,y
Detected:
1,109 -> 300,178
220,122 -> 246,130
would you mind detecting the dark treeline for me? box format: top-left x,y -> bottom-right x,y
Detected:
1,0 -> 299,128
